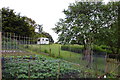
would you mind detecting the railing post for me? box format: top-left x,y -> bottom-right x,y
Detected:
0,10 -> 2,79
0,32 -> 2,80
28,63 -> 30,80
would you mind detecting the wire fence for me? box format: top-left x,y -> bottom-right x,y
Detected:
2,32 -> 36,50
1,32 -> 120,79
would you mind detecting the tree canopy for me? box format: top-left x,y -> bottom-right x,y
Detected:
1,7 -> 54,43
35,31 -> 54,43
1,7 -> 37,37
53,1 -> 120,54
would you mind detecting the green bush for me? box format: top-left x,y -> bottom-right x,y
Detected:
61,45 -> 69,51
93,45 -> 112,55
61,45 -> 112,55
44,49 -> 48,53
61,45 -> 83,53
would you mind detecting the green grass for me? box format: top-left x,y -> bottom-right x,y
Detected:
25,44 -> 108,75
27,44 -> 86,64
3,44 -> 119,78
21,44 -> 117,76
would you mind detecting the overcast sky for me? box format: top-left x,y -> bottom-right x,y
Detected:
0,0 -> 110,42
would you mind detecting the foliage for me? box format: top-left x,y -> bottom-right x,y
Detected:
3,44 -> 119,78
26,44 -> 85,64
2,55 -> 81,78
35,25 -> 54,43
61,45 -> 112,55
34,32 -> 54,43
53,2 -> 105,45
42,32 -> 54,43
93,45 -> 112,55
2,37 -> 19,49
1,7 -> 54,43
53,1 -> 120,54
1,7 -> 54,42
61,45 -> 84,53
26,44 -> 109,74
96,2 -> 120,54
44,49 -> 48,53
1,7 -> 37,37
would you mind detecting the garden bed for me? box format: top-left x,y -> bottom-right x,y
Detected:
2,55 -> 82,79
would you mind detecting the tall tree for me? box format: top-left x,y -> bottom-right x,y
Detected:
1,7 -> 36,37
53,1 -> 120,68
53,2 -> 105,66
53,1 -> 120,54
53,2 -> 104,49
96,2 -> 120,54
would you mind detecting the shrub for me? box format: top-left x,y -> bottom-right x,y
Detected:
93,45 -> 112,55
100,45 -> 110,50
61,45 -> 112,55
61,45 -> 69,51
61,45 -> 83,54
44,49 -> 48,53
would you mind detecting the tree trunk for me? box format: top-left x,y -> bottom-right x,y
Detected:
83,37 -> 92,68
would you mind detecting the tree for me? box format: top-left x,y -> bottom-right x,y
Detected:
53,1 -> 120,54
53,2 -> 105,50
35,24 -> 54,43
96,2 -> 120,54
36,24 -> 43,34
53,1 -> 120,68
42,32 -> 54,43
53,2 -> 105,66
1,7 -> 36,37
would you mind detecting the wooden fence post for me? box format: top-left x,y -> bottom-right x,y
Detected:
49,44 -> 51,56
59,45 -> 60,57
105,53 -> 108,73
0,10 -> 2,79
57,60 -> 60,80
57,45 -> 61,80
28,63 -> 30,80
0,32 -> 2,79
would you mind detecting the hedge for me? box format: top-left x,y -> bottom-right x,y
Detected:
61,45 -> 112,55
61,45 -> 84,53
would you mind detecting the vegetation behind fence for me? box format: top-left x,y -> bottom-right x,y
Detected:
1,32 -> 120,78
